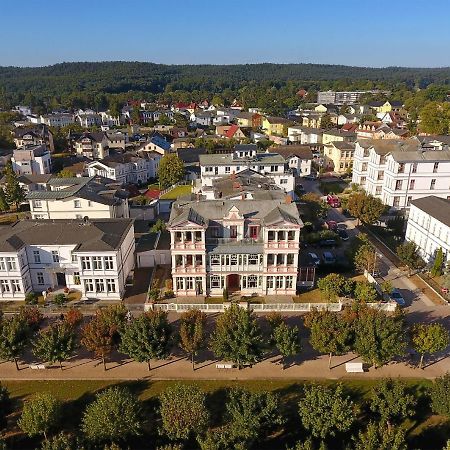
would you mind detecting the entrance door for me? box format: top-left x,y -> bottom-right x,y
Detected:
227,274 -> 240,291
56,272 -> 66,287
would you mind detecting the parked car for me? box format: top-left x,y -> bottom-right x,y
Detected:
326,194 -> 341,208
308,252 -> 321,266
319,239 -> 337,247
322,251 -> 336,264
303,172 -> 318,180
325,220 -> 338,231
389,289 -> 406,306
337,229 -> 349,241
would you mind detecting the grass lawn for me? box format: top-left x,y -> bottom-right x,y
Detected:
294,288 -> 324,303
147,182 -> 160,191
318,181 -> 348,195
3,379 -> 446,450
160,184 -> 192,199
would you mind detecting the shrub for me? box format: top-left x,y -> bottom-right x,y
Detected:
25,292 -> 39,305
53,293 -> 67,306
431,373 -> 450,416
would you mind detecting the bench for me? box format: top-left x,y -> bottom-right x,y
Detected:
29,364 -> 47,370
345,362 -> 364,373
216,363 -> 234,369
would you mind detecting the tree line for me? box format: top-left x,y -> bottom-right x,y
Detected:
3,374 -> 450,449
0,303 -> 448,374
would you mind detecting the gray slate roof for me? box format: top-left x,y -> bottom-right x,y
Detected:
0,219 -> 134,252
199,152 -> 286,166
410,196 -> 450,228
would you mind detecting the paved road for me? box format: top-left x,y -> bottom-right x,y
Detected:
300,177 -> 450,323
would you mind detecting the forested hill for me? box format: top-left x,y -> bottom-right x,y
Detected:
1,61 -> 450,94
1,61 -> 450,114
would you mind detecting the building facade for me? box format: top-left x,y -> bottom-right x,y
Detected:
11,145 -> 52,175
0,219 -> 135,301
168,197 -> 302,297
352,139 -> 450,210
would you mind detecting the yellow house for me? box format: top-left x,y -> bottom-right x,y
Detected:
262,116 -> 290,136
322,129 -> 356,145
369,100 -> 403,114
323,141 -> 356,173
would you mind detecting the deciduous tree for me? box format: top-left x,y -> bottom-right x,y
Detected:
119,310 -> 173,371
410,323 -> 449,369
179,309 -> 207,370
81,387 -> 143,443
317,273 -> 345,302
159,384 -> 209,441
210,304 -> 264,369
273,321 -> 301,369
353,421 -> 407,450
81,317 -> 113,371
431,373 -> 450,416
347,191 -> 385,225
3,161 -> 25,209
158,154 -> 185,188
0,315 -> 30,370
396,241 -> 425,275
354,280 -> 378,303
369,379 -> 416,428
33,322 -> 76,369
298,383 -> 355,439
304,310 -> 352,369
18,392 -> 61,440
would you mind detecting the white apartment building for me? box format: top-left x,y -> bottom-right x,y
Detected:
199,148 -> 296,192
168,196 -> 302,297
74,132 -> 109,159
99,111 -> 122,127
272,146 -> 313,177
87,151 -> 161,185
76,113 -> 102,128
288,126 -> 323,145
405,196 -> 450,264
27,176 -> 129,220
0,219 -> 135,301
11,145 -> 52,175
40,113 -> 74,127
352,139 -> 450,210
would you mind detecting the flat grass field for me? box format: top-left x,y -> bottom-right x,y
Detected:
159,184 -> 192,199
3,379 -> 450,450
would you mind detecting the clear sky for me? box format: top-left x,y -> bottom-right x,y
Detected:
1,0 -> 449,68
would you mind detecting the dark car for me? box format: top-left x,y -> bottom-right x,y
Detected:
337,229 -> 349,241
389,289 -> 406,307
325,220 -> 338,231
319,239 -> 337,247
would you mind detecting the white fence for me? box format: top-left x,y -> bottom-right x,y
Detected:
145,302 -> 343,313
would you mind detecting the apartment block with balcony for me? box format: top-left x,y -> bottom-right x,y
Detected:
352,139 -> 450,210
74,132 -> 109,159
199,148 -> 295,192
168,196 -> 302,297
0,219 -> 134,301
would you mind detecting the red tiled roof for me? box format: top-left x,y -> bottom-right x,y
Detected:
225,124 -> 240,139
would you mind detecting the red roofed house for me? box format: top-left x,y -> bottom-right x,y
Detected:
225,124 -> 247,140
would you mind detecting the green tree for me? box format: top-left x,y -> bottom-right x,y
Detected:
304,310 -> 352,369
317,273 -> 345,302
57,168 -> 75,178
354,243 -> 377,274
158,113 -> 171,125
431,373 -> 450,416
41,432 -> 81,450
353,422 -> 407,450
3,161 -> 25,209
300,192 -> 328,221
354,308 -> 406,368
273,321 -> 301,369
159,384 -> 209,441
210,304 -> 264,369
347,191 -> 385,225
150,218 -> 166,233
396,241 -> 425,275
320,114 -> 333,129
0,383 -> 11,430
0,188 -> 9,212
119,310 -> 172,371
33,322 -> 76,370
0,315 -> 30,370
354,280 -> 378,303
369,379 -> 416,427
18,392 -> 61,440
158,154 -> 185,188
419,102 -> 450,134
410,323 -> 449,369
225,389 -> 284,446
82,387 -> 142,443
298,383 -> 355,439
431,248 -> 444,277
179,309 -> 207,370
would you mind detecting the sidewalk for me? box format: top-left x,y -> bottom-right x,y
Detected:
2,350 -> 449,381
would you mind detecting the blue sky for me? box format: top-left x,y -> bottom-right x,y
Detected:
1,0 -> 449,67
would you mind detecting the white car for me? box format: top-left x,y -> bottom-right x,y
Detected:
308,252 -> 320,266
